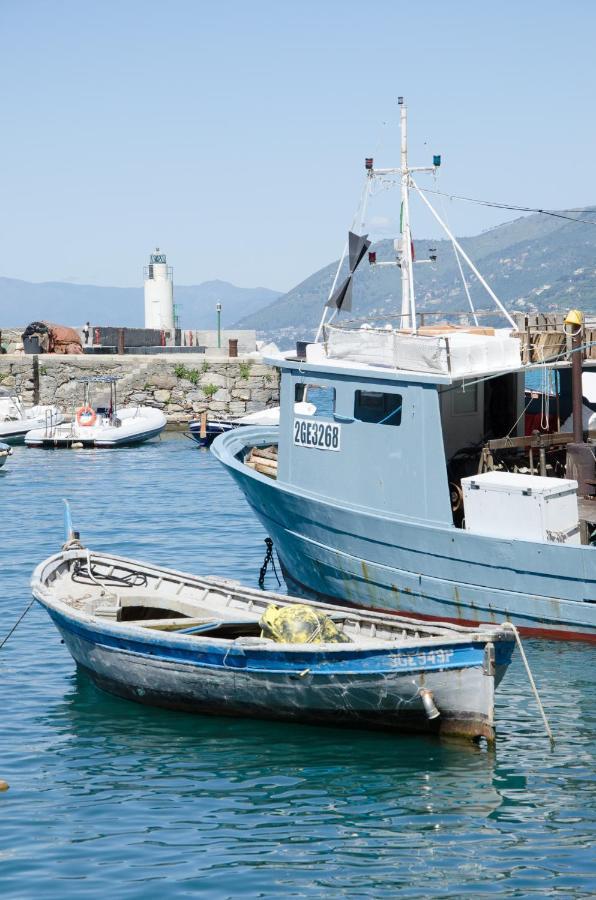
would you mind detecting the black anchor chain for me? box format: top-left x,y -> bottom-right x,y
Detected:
258,537 -> 281,589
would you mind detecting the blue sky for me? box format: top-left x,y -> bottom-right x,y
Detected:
0,0 -> 594,292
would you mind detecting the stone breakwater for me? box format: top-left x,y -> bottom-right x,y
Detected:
0,354 -> 280,424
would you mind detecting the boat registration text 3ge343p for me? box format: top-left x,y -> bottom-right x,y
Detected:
293,418 -> 341,451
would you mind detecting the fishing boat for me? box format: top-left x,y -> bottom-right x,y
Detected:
25,376 -> 166,448
0,441 -> 12,468
0,388 -> 63,443
212,98 -> 596,642
31,536 -> 515,740
187,402 -> 316,447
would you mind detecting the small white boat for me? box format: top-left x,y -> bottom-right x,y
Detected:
25,376 -> 166,448
0,441 -> 12,468
31,536 -> 516,740
0,389 -> 63,443
188,402 -> 316,447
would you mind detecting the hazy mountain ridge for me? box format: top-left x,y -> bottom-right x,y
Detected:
0,277 -> 280,330
234,209 -> 596,345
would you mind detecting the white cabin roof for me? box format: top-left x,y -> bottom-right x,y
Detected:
264,326 -> 527,386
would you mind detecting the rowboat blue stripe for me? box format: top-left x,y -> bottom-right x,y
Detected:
47,608 -> 512,675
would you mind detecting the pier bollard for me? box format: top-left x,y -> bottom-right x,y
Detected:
117,329 -> 125,355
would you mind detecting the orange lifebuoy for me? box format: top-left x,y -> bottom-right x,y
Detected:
76,405 -> 97,427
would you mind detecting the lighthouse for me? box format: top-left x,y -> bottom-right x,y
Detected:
144,248 -> 174,329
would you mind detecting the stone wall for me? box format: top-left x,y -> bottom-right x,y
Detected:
0,353 -> 280,424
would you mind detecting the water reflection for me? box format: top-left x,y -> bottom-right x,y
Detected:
44,670 -> 503,818
0,437 -> 594,897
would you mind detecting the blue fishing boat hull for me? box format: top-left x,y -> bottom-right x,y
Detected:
187,419 -> 235,448
212,427 -> 596,642
40,603 -> 511,738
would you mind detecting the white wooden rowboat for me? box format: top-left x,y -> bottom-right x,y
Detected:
31,541 -> 515,740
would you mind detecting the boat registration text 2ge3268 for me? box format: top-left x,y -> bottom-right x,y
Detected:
293,418 -> 341,451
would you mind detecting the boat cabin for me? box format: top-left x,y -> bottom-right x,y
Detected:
255,319 -> 596,545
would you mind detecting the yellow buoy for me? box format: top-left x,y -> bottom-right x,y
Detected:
0,780 -> 9,791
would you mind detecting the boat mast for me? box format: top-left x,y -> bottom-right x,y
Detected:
372,97 -> 435,333
316,99 -> 516,341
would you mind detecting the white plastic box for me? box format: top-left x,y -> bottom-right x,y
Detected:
461,472 -> 580,545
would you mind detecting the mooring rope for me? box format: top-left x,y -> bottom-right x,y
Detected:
0,598 -> 36,651
502,621 -> 555,746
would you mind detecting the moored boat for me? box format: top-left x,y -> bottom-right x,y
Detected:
187,402 -> 316,447
31,543 -> 515,740
25,375 -> 166,448
0,388 -> 63,443
212,100 -> 596,642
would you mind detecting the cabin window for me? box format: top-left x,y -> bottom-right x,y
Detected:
295,383 -> 336,418
452,383 -> 478,416
354,390 -> 402,425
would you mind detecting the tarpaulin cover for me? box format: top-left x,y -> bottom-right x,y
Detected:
326,325 -> 521,376
45,322 -> 83,354
22,321 -> 82,354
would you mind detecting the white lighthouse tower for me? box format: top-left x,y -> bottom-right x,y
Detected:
144,248 -> 174,329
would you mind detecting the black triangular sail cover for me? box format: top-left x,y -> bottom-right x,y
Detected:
348,231 -> 371,273
326,232 -> 370,312
326,276 -> 353,311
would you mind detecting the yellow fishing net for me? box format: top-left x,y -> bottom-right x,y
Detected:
260,603 -> 351,644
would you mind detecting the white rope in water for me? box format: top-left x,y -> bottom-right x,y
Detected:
502,621 -> 555,745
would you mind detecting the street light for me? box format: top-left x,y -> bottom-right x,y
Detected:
216,302 -> 222,349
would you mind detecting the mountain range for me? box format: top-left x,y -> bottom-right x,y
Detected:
3,208 -> 596,343
0,278 -> 280,330
234,208 -> 596,345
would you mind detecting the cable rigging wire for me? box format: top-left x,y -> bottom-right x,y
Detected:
412,186 -> 596,228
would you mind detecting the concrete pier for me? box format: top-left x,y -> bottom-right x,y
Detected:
0,353 -> 279,424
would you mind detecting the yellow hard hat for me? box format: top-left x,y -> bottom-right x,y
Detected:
564,309 -> 583,327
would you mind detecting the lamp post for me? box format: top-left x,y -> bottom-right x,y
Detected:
216,302 -> 222,349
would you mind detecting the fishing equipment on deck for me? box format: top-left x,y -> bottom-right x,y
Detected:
259,603 -> 351,644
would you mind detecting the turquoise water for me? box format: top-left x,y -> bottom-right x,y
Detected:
0,435 -> 594,898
